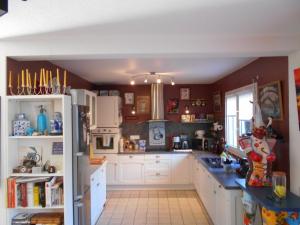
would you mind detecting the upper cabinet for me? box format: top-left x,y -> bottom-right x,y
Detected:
70,89 -> 98,129
97,96 -> 122,128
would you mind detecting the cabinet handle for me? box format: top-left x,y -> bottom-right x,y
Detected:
156,173 -> 160,176
114,163 -> 117,166
97,183 -> 100,187
91,178 -> 94,181
156,155 -> 160,158
214,190 -> 216,194
129,155 -> 133,159
219,185 -> 222,188
156,160 -> 160,163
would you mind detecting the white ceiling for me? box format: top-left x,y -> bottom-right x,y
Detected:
50,57 -> 256,84
1,0 -> 300,41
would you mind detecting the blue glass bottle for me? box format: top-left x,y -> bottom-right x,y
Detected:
37,105 -> 47,135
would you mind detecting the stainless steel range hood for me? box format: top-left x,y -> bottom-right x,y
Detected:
148,83 -> 167,122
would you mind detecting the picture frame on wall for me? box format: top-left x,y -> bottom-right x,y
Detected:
294,68 -> 300,129
213,91 -> 221,112
124,92 -> 134,105
167,98 -> 179,114
258,80 -> 283,120
136,96 -> 150,114
180,88 -> 190,100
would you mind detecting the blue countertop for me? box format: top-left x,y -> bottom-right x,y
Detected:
236,178 -> 300,211
193,153 -> 242,190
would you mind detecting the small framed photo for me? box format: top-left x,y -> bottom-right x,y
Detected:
124,92 -> 134,105
213,91 -> 221,112
180,88 -> 190,100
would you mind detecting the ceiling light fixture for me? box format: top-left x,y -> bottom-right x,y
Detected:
185,106 -> 190,114
129,72 -> 175,85
131,106 -> 136,115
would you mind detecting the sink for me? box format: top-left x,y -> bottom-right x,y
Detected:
201,157 -> 224,169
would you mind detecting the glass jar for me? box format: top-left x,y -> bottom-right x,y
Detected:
272,171 -> 287,199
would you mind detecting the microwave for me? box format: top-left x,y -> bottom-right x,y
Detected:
92,128 -> 120,154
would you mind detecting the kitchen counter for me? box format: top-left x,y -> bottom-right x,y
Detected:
236,178 -> 300,211
119,149 -> 195,154
193,152 -> 242,190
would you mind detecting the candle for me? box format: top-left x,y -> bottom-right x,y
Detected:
56,68 -> 60,86
26,69 -> 29,87
17,74 -> 20,88
50,71 -> 53,87
64,70 -> 67,88
8,71 -> 12,87
34,72 -> 37,89
21,70 -> 25,87
28,72 -> 32,88
46,70 -> 49,87
42,68 -> 46,87
39,69 -> 43,87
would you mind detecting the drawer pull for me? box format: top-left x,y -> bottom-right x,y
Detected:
97,183 -> 100,187
129,155 -> 133,159
156,173 -> 160,176
156,160 -> 160,163
156,155 -> 160,158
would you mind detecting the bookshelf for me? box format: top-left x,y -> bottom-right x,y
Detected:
5,95 -> 73,225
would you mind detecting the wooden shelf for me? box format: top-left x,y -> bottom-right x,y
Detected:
8,135 -> 63,139
10,173 -> 63,177
15,205 -> 64,210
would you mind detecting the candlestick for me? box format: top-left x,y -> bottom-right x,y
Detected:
8,71 -> 12,87
42,68 -> 46,87
17,74 -> 21,95
49,71 -> 53,94
21,70 -> 25,88
26,70 -> 32,95
33,72 -> 37,95
39,69 -> 43,87
56,68 -> 60,86
26,69 -> 29,88
64,70 -> 67,87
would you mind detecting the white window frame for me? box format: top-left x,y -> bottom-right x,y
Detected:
225,83 -> 257,158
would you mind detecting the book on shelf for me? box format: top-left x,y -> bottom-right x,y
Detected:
7,176 -> 64,208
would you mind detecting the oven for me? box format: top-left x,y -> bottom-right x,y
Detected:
92,128 -> 120,154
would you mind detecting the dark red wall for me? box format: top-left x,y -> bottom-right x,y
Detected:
211,57 -> 290,182
6,58 -> 95,94
97,84 -> 214,123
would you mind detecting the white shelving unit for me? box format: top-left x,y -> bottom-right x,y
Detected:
5,95 -> 73,225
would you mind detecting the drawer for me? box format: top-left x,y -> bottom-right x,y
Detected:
145,154 -> 171,160
145,169 -> 170,176
145,173 -> 171,184
145,160 -> 171,171
119,155 -> 145,162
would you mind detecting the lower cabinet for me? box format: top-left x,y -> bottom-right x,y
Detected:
171,154 -> 191,184
193,157 -> 243,225
90,163 -> 107,225
118,155 -> 145,184
104,154 -> 119,185
144,159 -> 171,184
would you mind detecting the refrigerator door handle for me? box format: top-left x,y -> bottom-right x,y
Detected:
74,201 -> 86,225
76,152 -> 84,157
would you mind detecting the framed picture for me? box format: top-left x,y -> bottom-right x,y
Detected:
180,88 -> 190,100
167,98 -> 179,114
124,92 -> 134,105
258,80 -> 283,120
149,122 -> 165,146
294,68 -> 300,129
213,92 -> 221,112
136,96 -> 150,114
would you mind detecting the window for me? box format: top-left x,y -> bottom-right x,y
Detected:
225,84 -> 256,154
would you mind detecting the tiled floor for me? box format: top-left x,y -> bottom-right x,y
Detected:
97,190 -> 212,225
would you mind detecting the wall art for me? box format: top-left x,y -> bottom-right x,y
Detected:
258,80 -> 283,120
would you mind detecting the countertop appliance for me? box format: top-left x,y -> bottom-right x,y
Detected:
92,127 -> 121,154
72,104 -> 91,225
172,136 -> 181,150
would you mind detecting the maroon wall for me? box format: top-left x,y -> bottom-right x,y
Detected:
98,84 -> 214,123
211,57 -> 290,182
6,58 -> 95,94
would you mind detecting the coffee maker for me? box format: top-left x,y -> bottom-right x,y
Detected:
172,136 -> 181,150
180,134 -> 190,149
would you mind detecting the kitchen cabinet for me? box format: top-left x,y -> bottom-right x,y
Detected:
192,156 -> 243,225
119,155 -> 145,184
70,89 -> 98,129
101,154 -> 119,185
171,154 -> 191,184
97,96 -> 122,127
144,155 -> 171,184
90,163 -> 107,225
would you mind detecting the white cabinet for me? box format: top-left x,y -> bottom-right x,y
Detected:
97,96 -> 122,127
171,154 -> 191,184
103,154 -> 119,185
71,89 -> 98,129
119,155 -> 145,184
145,155 -> 171,184
90,163 -> 107,225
